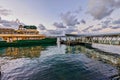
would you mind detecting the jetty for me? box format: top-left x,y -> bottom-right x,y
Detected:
60,33 -> 120,45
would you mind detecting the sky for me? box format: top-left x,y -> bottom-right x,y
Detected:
0,0 -> 120,36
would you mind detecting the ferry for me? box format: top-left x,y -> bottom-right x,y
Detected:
0,25 -> 57,47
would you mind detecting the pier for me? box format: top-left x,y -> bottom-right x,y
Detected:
60,33 -> 120,45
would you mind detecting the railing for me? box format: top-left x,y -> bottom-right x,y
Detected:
0,34 -> 45,37
60,34 -> 120,45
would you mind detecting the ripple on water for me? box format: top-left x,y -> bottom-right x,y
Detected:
1,54 -> 119,80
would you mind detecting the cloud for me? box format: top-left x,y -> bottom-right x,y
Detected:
38,24 -> 46,30
115,0 -> 120,8
101,20 -> 111,28
0,17 -> 25,29
91,28 -> 103,31
61,12 -> 80,26
74,6 -> 82,14
81,19 -> 86,24
110,25 -> 120,29
88,0 -> 120,20
100,18 -> 120,30
82,25 -> 94,32
0,7 -> 11,16
38,24 -> 64,35
53,22 -> 66,28
113,18 -> 120,24
46,30 -> 63,36
65,28 -> 78,34
101,18 -> 113,28
50,10 -> 81,36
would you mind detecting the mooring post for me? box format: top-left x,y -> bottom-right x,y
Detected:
0,66 -> 1,79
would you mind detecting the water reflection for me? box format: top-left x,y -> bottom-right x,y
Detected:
0,44 -> 120,80
66,45 -> 120,77
0,46 -> 44,59
1,54 -> 119,80
66,45 -> 120,66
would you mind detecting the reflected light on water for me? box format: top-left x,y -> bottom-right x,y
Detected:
0,46 -> 44,59
0,44 -> 120,80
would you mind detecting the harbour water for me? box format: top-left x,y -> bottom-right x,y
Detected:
0,42 -> 120,80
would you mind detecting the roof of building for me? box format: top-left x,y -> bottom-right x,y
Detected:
24,25 -> 37,29
66,32 -> 120,37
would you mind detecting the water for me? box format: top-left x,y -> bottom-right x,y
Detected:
0,44 -> 120,80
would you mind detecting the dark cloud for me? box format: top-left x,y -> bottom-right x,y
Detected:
114,0 -> 120,8
92,28 -> 103,31
113,19 -> 120,24
88,0 -> 120,20
101,21 -> 111,28
101,18 -> 112,28
38,24 -> 46,30
110,25 -> 120,29
61,12 -> 80,26
0,17 -> 25,29
50,6 -> 83,36
97,23 -> 101,25
82,26 -> 94,32
81,19 -> 86,24
38,24 -> 64,35
47,30 -> 63,35
53,22 -> 66,28
50,10 -> 80,36
0,7 -> 11,16
65,28 -> 78,34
